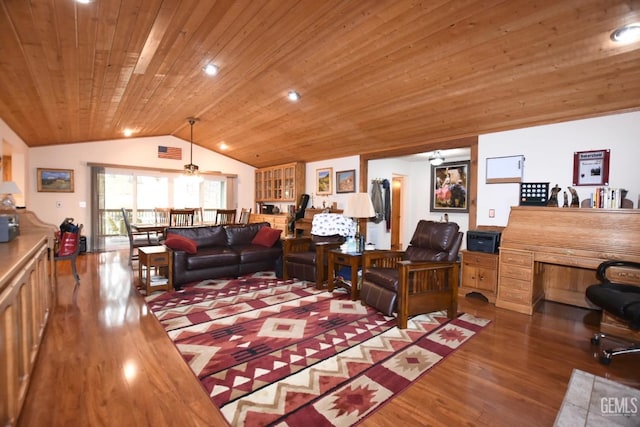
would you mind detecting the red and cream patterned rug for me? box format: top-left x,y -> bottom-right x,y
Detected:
146,272 -> 490,426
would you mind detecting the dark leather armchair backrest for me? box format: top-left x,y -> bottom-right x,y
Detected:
403,220 -> 462,262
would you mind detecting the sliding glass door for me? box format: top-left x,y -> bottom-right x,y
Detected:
92,166 -> 229,252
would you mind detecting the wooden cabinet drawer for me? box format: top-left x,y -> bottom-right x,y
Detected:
332,253 -> 352,264
499,276 -> 531,293
500,264 -> 532,281
500,250 -> 532,267
498,287 -> 530,304
462,251 -> 498,269
150,254 -> 169,264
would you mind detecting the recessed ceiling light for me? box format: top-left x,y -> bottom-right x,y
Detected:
75,0 -> 92,4
203,64 -> 219,76
123,128 -> 133,137
219,142 -> 229,150
611,23 -> 640,43
287,91 -> 301,102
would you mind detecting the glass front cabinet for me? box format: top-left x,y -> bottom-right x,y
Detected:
255,162 -> 305,203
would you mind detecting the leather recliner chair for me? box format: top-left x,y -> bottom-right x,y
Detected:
283,234 -> 345,288
361,220 -> 463,329
283,213 -> 353,288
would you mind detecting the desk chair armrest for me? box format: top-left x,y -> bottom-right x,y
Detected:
597,260 -> 640,283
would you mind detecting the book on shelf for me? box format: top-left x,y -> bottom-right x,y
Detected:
587,187 -> 624,209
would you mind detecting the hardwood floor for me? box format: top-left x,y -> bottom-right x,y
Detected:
18,252 -> 640,427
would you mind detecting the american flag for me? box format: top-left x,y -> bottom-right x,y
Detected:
158,146 -> 182,160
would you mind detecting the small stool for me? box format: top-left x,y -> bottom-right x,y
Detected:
138,246 -> 173,295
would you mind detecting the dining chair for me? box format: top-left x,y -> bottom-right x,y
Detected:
154,207 -> 171,225
239,208 -> 251,224
121,208 -> 160,264
186,207 -> 204,224
215,209 -> 237,225
169,208 -> 196,226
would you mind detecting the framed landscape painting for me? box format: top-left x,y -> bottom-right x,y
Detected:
37,168 -> 75,192
316,167 -> 333,195
430,161 -> 469,212
336,169 -> 355,193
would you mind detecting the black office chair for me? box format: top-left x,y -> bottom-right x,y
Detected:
586,260 -> 640,365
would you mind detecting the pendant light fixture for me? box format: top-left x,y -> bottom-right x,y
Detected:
184,118 -> 200,177
429,150 -> 445,166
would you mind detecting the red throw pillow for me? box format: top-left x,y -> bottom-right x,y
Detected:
164,234 -> 198,254
251,226 -> 282,247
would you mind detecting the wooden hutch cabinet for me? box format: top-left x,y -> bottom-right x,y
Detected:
255,162 -> 305,203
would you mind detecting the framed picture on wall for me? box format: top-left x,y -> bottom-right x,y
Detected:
316,167 -> 333,195
430,161 -> 469,212
572,149 -> 610,186
37,168 -> 75,192
336,169 -> 355,193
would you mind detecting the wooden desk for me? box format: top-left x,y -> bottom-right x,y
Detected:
328,249 -> 362,300
495,207 -> 640,315
138,246 -> 173,295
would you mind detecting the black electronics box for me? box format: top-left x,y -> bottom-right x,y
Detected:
467,230 -> 501,254
519,182 -> 549,206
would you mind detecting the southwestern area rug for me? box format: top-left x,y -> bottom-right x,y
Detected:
145,272 -> 490,426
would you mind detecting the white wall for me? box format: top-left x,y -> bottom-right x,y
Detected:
477,112 -> 640,226
1,118 -> 29,207
303,156 -> 360,211
28,135 -> 255,239
368,155 -> 470,250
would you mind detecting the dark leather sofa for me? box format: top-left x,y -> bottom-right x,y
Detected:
165,222 -> 282,287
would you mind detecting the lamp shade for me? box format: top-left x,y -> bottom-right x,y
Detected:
0,181 -> 21,194
343,192 -> 375,218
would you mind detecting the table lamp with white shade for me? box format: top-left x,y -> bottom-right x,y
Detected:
343,192 -> 375,252
0,181 -> 21,211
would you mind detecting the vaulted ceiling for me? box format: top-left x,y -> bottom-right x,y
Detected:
1,1 -> 639,168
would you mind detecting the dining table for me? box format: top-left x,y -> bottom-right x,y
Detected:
131,223 -> 168,235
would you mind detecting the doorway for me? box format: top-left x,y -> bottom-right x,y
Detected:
390,175 -> 404,250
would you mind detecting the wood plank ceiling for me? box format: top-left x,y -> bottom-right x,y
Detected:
0,0 -> 639,168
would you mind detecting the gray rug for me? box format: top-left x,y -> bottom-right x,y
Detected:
554,369 -> 640,426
